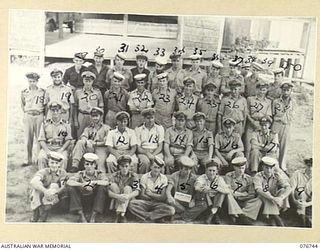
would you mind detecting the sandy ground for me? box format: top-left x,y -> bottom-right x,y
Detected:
5,62 -> 314,225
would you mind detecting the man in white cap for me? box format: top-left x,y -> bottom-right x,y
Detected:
167,53 -> 185,94
30,152 -> 68,222
166,156 -> 197,217
128,157 -> 175,223
70,107 -> 110,173
63,52 -> 88,89
207,60 -> 224,95
218,79 -> 248,136
148,56 -> 168,92
106,52 -> 133,91
45,68 -> 75,123
104,72 -> 129,128
128,73 -> 154,128
130,53 -> 150,90
245,80 -> 272,160
184,54 -> 207,95
244,62 -> 264,98
242,156 -> 291,226
267,68 -> 284,100
135,108 -> 165,173
221,60 -> 244,96
289,157 -> 312,227
249,116 -> 279,175
37,101 -> 72,170
67,153 -> 110,223
108,155 -> 140,223
21,72 -> 46,166
105,111 -> 138,173
152,72 -> 177,128
74,71 -> 104,138
87,47 -> 109,96
214,118 -> 244,174
271,81 -> 294,172
196,81 -> 220,135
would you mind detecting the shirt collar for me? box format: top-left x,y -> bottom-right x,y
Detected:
116,126 -> 128,133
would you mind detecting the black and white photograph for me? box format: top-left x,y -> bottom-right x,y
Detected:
6,10 -> 316,228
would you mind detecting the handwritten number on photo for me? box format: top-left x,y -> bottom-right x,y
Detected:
118,43 -> 129,53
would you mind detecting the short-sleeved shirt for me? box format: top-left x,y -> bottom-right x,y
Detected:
224,171 -> 253,194
176,93 -> 199,120
74,87 -> 104,113
215,131 -> 243,154
184,67 -> 208,93
272,96 -> 294,125
38,118 -> 73,150
87,64 -> 109,91
253,171 -> 290,196
244,74 -> 259,97
31,168 -> 67,188
104,88 -> 129,113
196,96 -> 220,122
69,170 -> 107,183
168,171 -> 197,195
128,89 -> 153,111
267,82 -> 282,100
45,84 -> 75,111
206,74 -> 223,94
290,170 -> 311,199
194,174 -> 229,199
105,127 -> 137,150
164,127 -> 193,149
106,67 -> 133,91
219,95 -> 248,123
130,67 -> 150,91
140,172 -> 168,195
152,87 -> 176,117
80,122 -> 110,144
221,74 -> 244,95
192,128 -> 214,152
250,130 -> 279,155
148,70 -> 161,93
110,171 -> 140,191
167,67 -> 185,93
247,95 -> 272,121
21,87 -> 46,113
63,65 -> 88,89
135,123 -> 165,150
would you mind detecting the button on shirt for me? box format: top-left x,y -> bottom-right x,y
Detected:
192,128 -> 214,152
164,127 -> 193,149
128,89 -> 153,111
74,87 -> 104,113
87,64 -> 109,91
110,171 -> 140,191
106,67 -> 133,91
176,94 -> 199,120
45,84 -> 75,112
272,96 -> 294,125
184,67 -> 208,93
253,171 -> 290,196
196,96 -> 220,122
219,95 -> 248,123
80,122 -> 110,144
104,88 -> 129,113
247,96 -> 272,121
224,171 -> 253,194
135,123 -> 165,150
21,87 -> 46,112
63,65 -> 88,89
215,131 -> 243,153
32,168 -> 67,188
38,119 -> 73,150
105,127 -> 137,150
250,130 -> 279,155
140,172 -> 168,195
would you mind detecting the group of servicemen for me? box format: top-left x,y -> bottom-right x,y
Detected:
20,47 -> 312,226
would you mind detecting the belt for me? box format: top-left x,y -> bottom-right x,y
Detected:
25,111 -> 42,116
79,110 -> 90,115
48,140 -> 63,146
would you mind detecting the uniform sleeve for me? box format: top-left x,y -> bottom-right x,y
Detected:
186,129 -> 193,147
237,134 -> 244,149
214,134 -> 220,150
38,122 -> 46,142
167,173 -> 176,186
207,131 -> 214,146
32,169 -> 47,182
139,174 -> 147,189
194,176 -> 206,191
97,171 -> 109,181
21,91 -> 26,108
131,173 -> 141,191
164,128 -> 170,144
266,99 -> 272,117
162,175 -> 168,188
158,125 -> 165,144
289,172 -> 299,189
218,98 -> 225,116
129,129 -> 138,146
69,172 -> 82,182
105,130 -> 114,147
147,92 -> 154,108
277,174 -> 291,188
252,175 -> 263,190
97,90 -> 104,108
127,93 -> 134,110
134,127 -> 141,146
80,127 -> 89,140
74,90 -> 79,107
64,123 -> 73,140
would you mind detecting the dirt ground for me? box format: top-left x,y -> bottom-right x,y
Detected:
5,62 -> 314,226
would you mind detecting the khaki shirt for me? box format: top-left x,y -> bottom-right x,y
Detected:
192,128 -> 214,153
196,96 -> 220,122
247,95 -> 272,121
105,127 -> 137,150
21,87 -> 46,113
224,171 -> 254,194
250,130 -> 279,155
221,74 -> 244,95
45,84 -> 75,111
167,67 -> 185,93
184,67 -> 208,93
152,87 -> 177,117
140,172 -> 168,195
31,168 -> 67,188
135,123 -> 165,150
69,170 -> 108,183
267,82 -> 282,100
104,88 -> 129,113
164,127 -> 193,149
290,170 -> 312,200
128,89 -> 153,111
106,67 -> 133,91
215,131 -> 243,154
219,95 -> 248,123
110,171 -> 140,191
74,87 -> 104,113
168,171 -> 197,195
80,122 -> 110,144
176,93 -> 199,120
253,171 -> 290,196
272,96 -> 294,125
